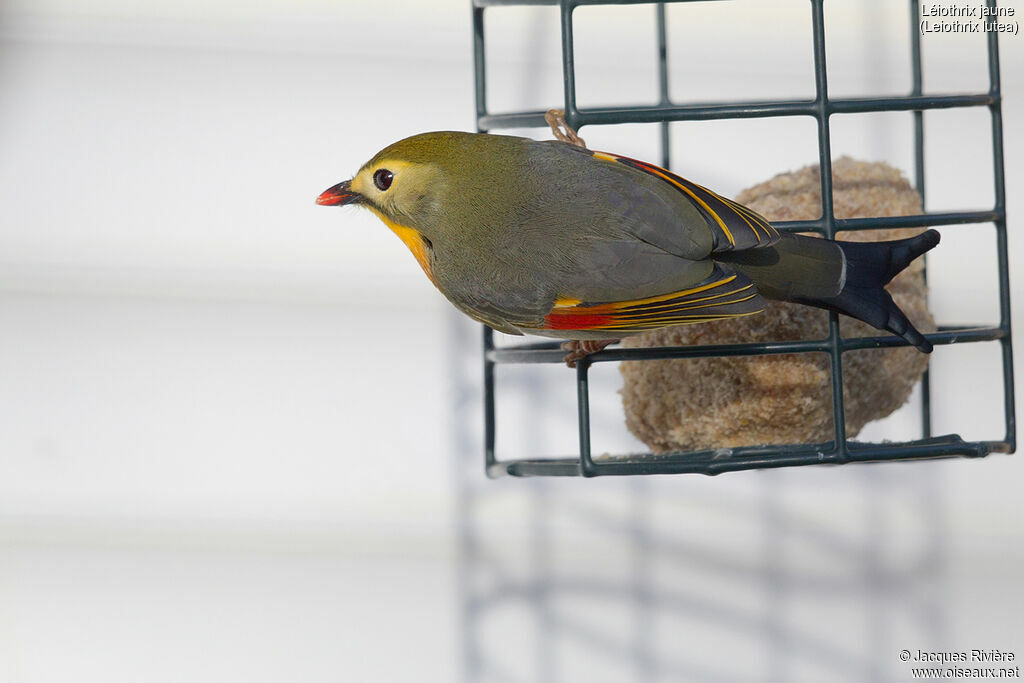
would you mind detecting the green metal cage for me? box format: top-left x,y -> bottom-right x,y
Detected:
472,0 -> 1016,477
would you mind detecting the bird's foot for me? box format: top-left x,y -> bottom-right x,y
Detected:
545,109 -> 587,149
560,339 -> 618,368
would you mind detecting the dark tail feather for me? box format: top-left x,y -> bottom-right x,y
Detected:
818,229 -> 940,353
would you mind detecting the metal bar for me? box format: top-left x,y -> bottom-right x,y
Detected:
576,358 -> 597,476
910,0 -> 933,439
578,101 -> 815,123
477,112 -> 554,130
560,0 -> 596,477
490,325 -> 996,351
570,0 -> 726,5
475,7 -> 501,478
655,2 -> 671,168
491,434 -> 994,478
773,210 -> 1004,234
837,211 -> 1004,229
475,6 -> 501,478
474,0 -> 727,6
985,0 -> 1017,451
473,6 -> 488,126
809,0 -> 847,461
910,0 -> 925,202
474,0 -> 564,6
483,326 -> 498,473
828,93 -> 994,113
476,93 -> 994,130
560,0 -> 580,130
486,327 -> 1006,365
479,103 -> 814,129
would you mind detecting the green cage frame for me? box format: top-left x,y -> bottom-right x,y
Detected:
472,0 -> 1015,476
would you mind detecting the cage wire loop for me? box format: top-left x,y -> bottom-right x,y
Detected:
473,0 -> 1015,477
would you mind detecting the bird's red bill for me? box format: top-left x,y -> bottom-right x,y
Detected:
316,182 -> 357,206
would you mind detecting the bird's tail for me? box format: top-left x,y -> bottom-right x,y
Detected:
721,229 -> 940,352
813,229 -> 940,352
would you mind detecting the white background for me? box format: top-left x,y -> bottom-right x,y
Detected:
0,1 -> 1022,681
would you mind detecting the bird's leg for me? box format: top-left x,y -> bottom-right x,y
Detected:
560,339 -> 619,368
545,109 -> 587,149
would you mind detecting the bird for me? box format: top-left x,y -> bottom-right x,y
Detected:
317,131 -> 939,365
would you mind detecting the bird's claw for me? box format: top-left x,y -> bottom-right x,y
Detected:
560,339 -> 618,368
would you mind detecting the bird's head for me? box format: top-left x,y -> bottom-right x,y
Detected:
317,131 -> 535,235
316,131 -> 483,239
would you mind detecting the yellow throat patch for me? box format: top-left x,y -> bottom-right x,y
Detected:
367,207 -> 436,285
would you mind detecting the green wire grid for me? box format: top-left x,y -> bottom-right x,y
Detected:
472,0 -> 1016,477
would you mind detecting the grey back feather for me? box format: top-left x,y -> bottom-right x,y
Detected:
420,135 -> 720,328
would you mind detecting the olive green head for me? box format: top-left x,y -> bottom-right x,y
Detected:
316,131 -> 530,238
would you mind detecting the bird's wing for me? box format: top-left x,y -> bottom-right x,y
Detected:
590,150 -> 781,253
541,263 -> 765,333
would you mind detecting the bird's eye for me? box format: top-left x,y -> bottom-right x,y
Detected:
373,168 -> 394,191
